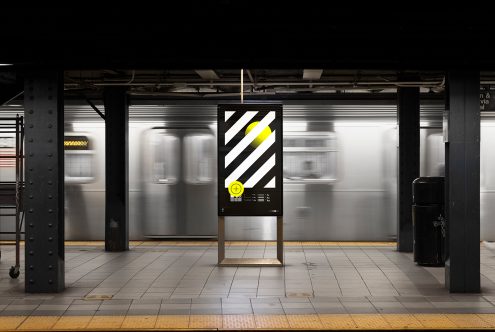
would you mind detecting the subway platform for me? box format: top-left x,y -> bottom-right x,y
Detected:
0,241 -> 495,330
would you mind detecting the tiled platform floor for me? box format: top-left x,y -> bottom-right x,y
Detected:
0,241 -> 495,330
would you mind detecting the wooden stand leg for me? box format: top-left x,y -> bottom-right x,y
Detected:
218,216 -> 225,264
277,216 -> 283,264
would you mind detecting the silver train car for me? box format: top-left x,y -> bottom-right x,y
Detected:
0,101 -> 493,241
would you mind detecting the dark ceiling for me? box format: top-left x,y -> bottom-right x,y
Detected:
0,3 -> 489,104
0,3 -> 487,70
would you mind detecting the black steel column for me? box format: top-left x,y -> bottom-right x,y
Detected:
104,87 -> 129,251
397,87 -> 420,252
24,71 -> 65,292
444,70 -> 480,292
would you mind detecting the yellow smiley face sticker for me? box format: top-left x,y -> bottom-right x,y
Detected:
228,181 -> 244,197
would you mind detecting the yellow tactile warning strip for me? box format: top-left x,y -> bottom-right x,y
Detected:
52,316 -> 92,330
6,314 -> 495,330
479,314 -> 495,326
0,240 -> 398,247
351,314 -> 391,329
382,314 -> 423,329
86,316 -> 125,329
254,314 -> 290,329
66,240 -> 396,247
0,317 -> 26,330
17,316 -> 60,330
286,314 -> 323,329
446,314 -> 492,328
121,315 -> 157,329
414,313 -> 457,329
222,314 -> 256,329
189,315 -> 223,329
154,315 -> 189,329
319,314 -> 356,329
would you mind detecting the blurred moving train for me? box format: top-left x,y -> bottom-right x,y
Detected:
0,101 -> 494,241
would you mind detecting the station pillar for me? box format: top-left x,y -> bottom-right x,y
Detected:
24,71 -> 65,292
104,87 -> 129,252
444,70 -> 480,292
397,86 -> 420,252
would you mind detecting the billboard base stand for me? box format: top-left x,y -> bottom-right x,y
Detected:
218,216 -> 284,267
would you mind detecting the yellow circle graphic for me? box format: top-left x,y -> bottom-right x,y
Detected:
245,121 -> 272,148
228,181 -> 244,197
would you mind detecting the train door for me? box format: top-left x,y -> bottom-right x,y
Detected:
143,128 -> 216,237
64,134 -> 97,240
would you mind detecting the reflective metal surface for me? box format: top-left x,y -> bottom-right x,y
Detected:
5,102 -> 495,241
142,127 -> 217,237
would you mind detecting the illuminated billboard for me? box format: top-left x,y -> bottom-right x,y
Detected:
218,104 -> 283,216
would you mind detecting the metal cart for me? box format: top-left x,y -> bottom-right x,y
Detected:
0,115 -> 24,279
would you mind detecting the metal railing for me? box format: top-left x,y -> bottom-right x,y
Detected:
0,115 -> 24,278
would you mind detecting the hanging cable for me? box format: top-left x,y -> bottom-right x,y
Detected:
241,69 -> 244,104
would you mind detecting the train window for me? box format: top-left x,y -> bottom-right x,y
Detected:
0,136 -> 15,169
183,133 -> 215,184
152,134 -> 179,184
424,133 -> 445,176
283,132 -> 338,184
64,135 -> 95,184
65,153 -> 93,177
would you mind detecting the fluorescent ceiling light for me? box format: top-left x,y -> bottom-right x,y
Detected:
0,63 -> 13,66
303,69 -> 323,80
195,70 -> 219,80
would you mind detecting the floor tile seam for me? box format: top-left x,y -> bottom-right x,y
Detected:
224,245 -> 254,298
360,247 -> 403,297
244,243 -> 264,300
179,247 -> 219,299
375,248 -> 427,298
111,251 -> 180,301
147,248 -> 199,299
320,247 -> 339,294
299,248 -> 316,298
339,247 -> 373,297
51,253 -> 113,277
68,251 -> 137,289
63,251 -> 96,269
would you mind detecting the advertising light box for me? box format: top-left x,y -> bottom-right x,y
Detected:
218,104 -> 283,216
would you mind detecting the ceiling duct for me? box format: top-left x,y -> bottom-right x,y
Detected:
195,69 -> 219,80
303,69 -> 323,80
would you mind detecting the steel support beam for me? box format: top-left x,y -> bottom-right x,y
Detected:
24,71 -> 65,292
104,87 -> 129,251
397,87 -> 420,252
445,70 -> 480,292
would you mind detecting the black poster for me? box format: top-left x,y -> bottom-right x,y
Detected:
218,104 -> 283,216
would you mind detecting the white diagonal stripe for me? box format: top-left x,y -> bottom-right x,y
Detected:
225,111 -> 235,121
224,111 -> 258,145
264,176 -> 276,188
244,154 -> 275,188
225,130 -> 276,187
225,111 -> 275,167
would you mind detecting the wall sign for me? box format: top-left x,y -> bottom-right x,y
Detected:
64,136 -> 90,150
481,85 -> 494,111
218,104 -> 283,216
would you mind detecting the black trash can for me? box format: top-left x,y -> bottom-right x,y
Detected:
412,177 -> 445,266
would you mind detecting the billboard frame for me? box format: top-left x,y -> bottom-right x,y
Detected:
217,104 -> 283,266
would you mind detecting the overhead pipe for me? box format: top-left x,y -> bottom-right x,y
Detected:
88,80 -> 444,88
